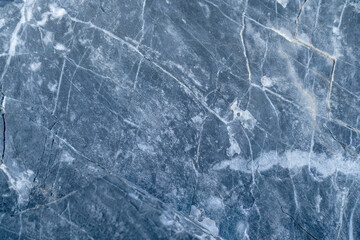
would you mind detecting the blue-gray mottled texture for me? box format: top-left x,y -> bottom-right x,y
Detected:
0,0 -> 359,239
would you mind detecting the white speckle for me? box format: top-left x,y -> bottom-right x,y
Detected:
128,192 -> 138,200
30,62 -> 41,72
230,100 -> 241,118
239,110 -> 256,129
137,143 -> 154,153
87,165 -> 100,173
43,31 -> 54,45
47,81 -> 57,92
214,107 -> 222,114
49,4 -> 67,19
0,19 -> 5,29
213,157 -> 242,171
207,196 -> 223,210
261,76 -> 273,87
277,0 -> 289,8
230,100 -> 257,129
184,144 -> 192,152
70,112 -> 76,122
54,43 -> 67,51
60,151 -> 75,164
315,194 -> 322,213
333,27 -> 340,35
191,115 -> 203,124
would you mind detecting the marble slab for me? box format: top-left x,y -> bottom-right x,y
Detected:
0,0 -> 359,239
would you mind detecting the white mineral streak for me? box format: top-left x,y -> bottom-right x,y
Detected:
213,150 -> 360,178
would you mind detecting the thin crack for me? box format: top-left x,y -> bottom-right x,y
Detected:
67,14 -> 228,125
294,0 -> 308,36
280,205 -> 318,240
327,60 -> 336,119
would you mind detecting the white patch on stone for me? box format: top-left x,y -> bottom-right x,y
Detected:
159,213 -> 174,226
239,110 -> 256,129
191,115 -> 203,124
199,217 -> 219,236
0,19 -> 5,29
190,205 -> 202,218
137,143 -> 154,153
128,192 -> 138,200
236,221 -> 249,239
315,194 -> 322,213
184,144 -> 192,152
227,136 -> 241,157
47,81 -> 57,92
43,31 -> 54,45
37,13 -> 50,26
60,151 -> 75,164
277,0 -> 289,8
261,76 -> 273,87
297,33 -> 311,43
0,164 -> 34,206
213,150 -> 360,179
198,2 -> 210,18
190,206 -> 219,236
207,196 -> 223,210
230,100 -> 257,129
333,27 -> 340,35
30,62 -> 41,72
54,43 -> 67,51
226,126 -> 241,157
49,4 -> 67,19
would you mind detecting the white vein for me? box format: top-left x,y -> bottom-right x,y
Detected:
133,58 -> 143,90
337,0 -> 348,29
0,2 -> 29,83
137,0 -> 147,48
240,0 -> 251,83
52,59 -> 66,115
66,15 -> 229,124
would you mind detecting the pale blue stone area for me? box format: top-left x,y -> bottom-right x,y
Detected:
0,0 -> 359,239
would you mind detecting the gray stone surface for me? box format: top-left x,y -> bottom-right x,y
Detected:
0,0 -> 359,239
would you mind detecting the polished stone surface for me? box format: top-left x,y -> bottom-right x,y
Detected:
0,0 -> 359,239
